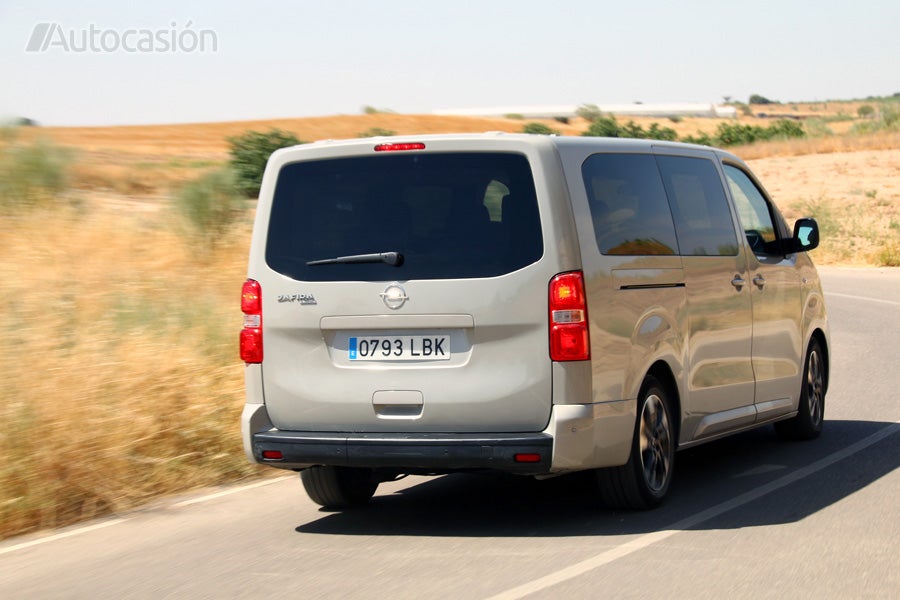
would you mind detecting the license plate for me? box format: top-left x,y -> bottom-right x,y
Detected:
348,335 -> 450,361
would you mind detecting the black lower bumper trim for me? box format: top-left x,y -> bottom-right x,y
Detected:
253,430 -> 553,474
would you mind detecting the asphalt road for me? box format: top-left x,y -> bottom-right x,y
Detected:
2,267 -> 898,599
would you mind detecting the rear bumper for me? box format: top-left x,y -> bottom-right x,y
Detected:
242,397 -> 635,475
252,430 -> 553,475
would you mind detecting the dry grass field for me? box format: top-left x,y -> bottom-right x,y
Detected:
1,101 -> 898,540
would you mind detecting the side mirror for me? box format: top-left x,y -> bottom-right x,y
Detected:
788,217 -> 820,253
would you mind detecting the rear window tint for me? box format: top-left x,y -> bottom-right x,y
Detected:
581,153 -> 679,255
265,152 -> 543,281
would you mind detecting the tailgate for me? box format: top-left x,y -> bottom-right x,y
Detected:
252,146 -> 557,433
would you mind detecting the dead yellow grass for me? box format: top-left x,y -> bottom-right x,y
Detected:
14,101 -> 896,196
0,202 -> 262,539
2,101 -> 898,540
729,130 -> 900,160
748,149 -> 900,266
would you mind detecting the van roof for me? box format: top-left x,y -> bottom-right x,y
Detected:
272,133 -> 743,165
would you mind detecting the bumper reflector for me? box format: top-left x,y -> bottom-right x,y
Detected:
514,453 -> 542,463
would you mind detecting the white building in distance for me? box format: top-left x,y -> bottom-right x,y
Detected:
434,103 -> 737,119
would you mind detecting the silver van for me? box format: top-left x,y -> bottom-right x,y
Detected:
240,134 -> 829,509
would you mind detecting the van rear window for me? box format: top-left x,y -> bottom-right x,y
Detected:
265,152 -> 543,281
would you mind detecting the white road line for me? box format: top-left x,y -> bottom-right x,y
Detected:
0,518 -> 127,557
826,292 -> 900,307
486,422 -> 900,600
171,475 -> 293,508
0,476 -> 293,557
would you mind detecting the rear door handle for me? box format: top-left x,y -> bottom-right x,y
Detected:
753,275 -> 766,290
731,275 -> 746,291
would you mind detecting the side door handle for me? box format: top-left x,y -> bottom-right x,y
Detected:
731,275 -> 746,291
753,275 -> 766,290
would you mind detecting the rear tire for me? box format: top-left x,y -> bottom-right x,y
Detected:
775,338 -> 826,440
597,375 -> 675,509
300,466 -> 378,508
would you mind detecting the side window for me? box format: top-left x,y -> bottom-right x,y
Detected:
581,153 -> 678,255
656,155 -> 739,256
723,164 -> 779,254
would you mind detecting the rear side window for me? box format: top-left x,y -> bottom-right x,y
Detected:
656,155 -> 739,256
265,152 -> 543,281
581,154 -> 679,255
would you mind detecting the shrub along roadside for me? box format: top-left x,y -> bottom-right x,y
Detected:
0,130 -> 72,212
227,129 -> 305,198
174,168 -> 245,253
581,115 -> 677,141
522,122 -> 559,135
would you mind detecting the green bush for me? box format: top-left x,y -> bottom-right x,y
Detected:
619,120 -> 645,138
765,119 -> 805,140
714,122 -> 766,146
646,122 -> 679,141
358,127 -> 396,138
175,168 -> 245,251
522,122 -> 559,135
575,104 -> 603,122
713,119 -> 805,146
227,129 -> 304,197
0,133 -> 72,212
681,132 -> 714,146
582,116 -> 677,141
582,115 -> 622,137
857,105 -> 875,118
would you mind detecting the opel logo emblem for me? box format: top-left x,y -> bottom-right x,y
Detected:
380,283 -> 408,310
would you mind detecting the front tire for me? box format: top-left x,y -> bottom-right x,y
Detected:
597,375 -> 675,509
775,337 -> 826,440
300,466 -> 378,509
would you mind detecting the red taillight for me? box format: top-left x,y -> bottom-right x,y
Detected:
374,142 -> 426,152
240,279 -> 263,363
261,450 -> 283,460
549,271 -> 590,361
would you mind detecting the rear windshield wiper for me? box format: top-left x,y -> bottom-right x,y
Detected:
306,251 -> 404,267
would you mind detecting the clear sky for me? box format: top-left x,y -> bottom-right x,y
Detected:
1,0 -> 898,126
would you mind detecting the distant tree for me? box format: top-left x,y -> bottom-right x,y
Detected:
749,94 -> 777,105
361,106 -> 395,114
857,105 -> 875,118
